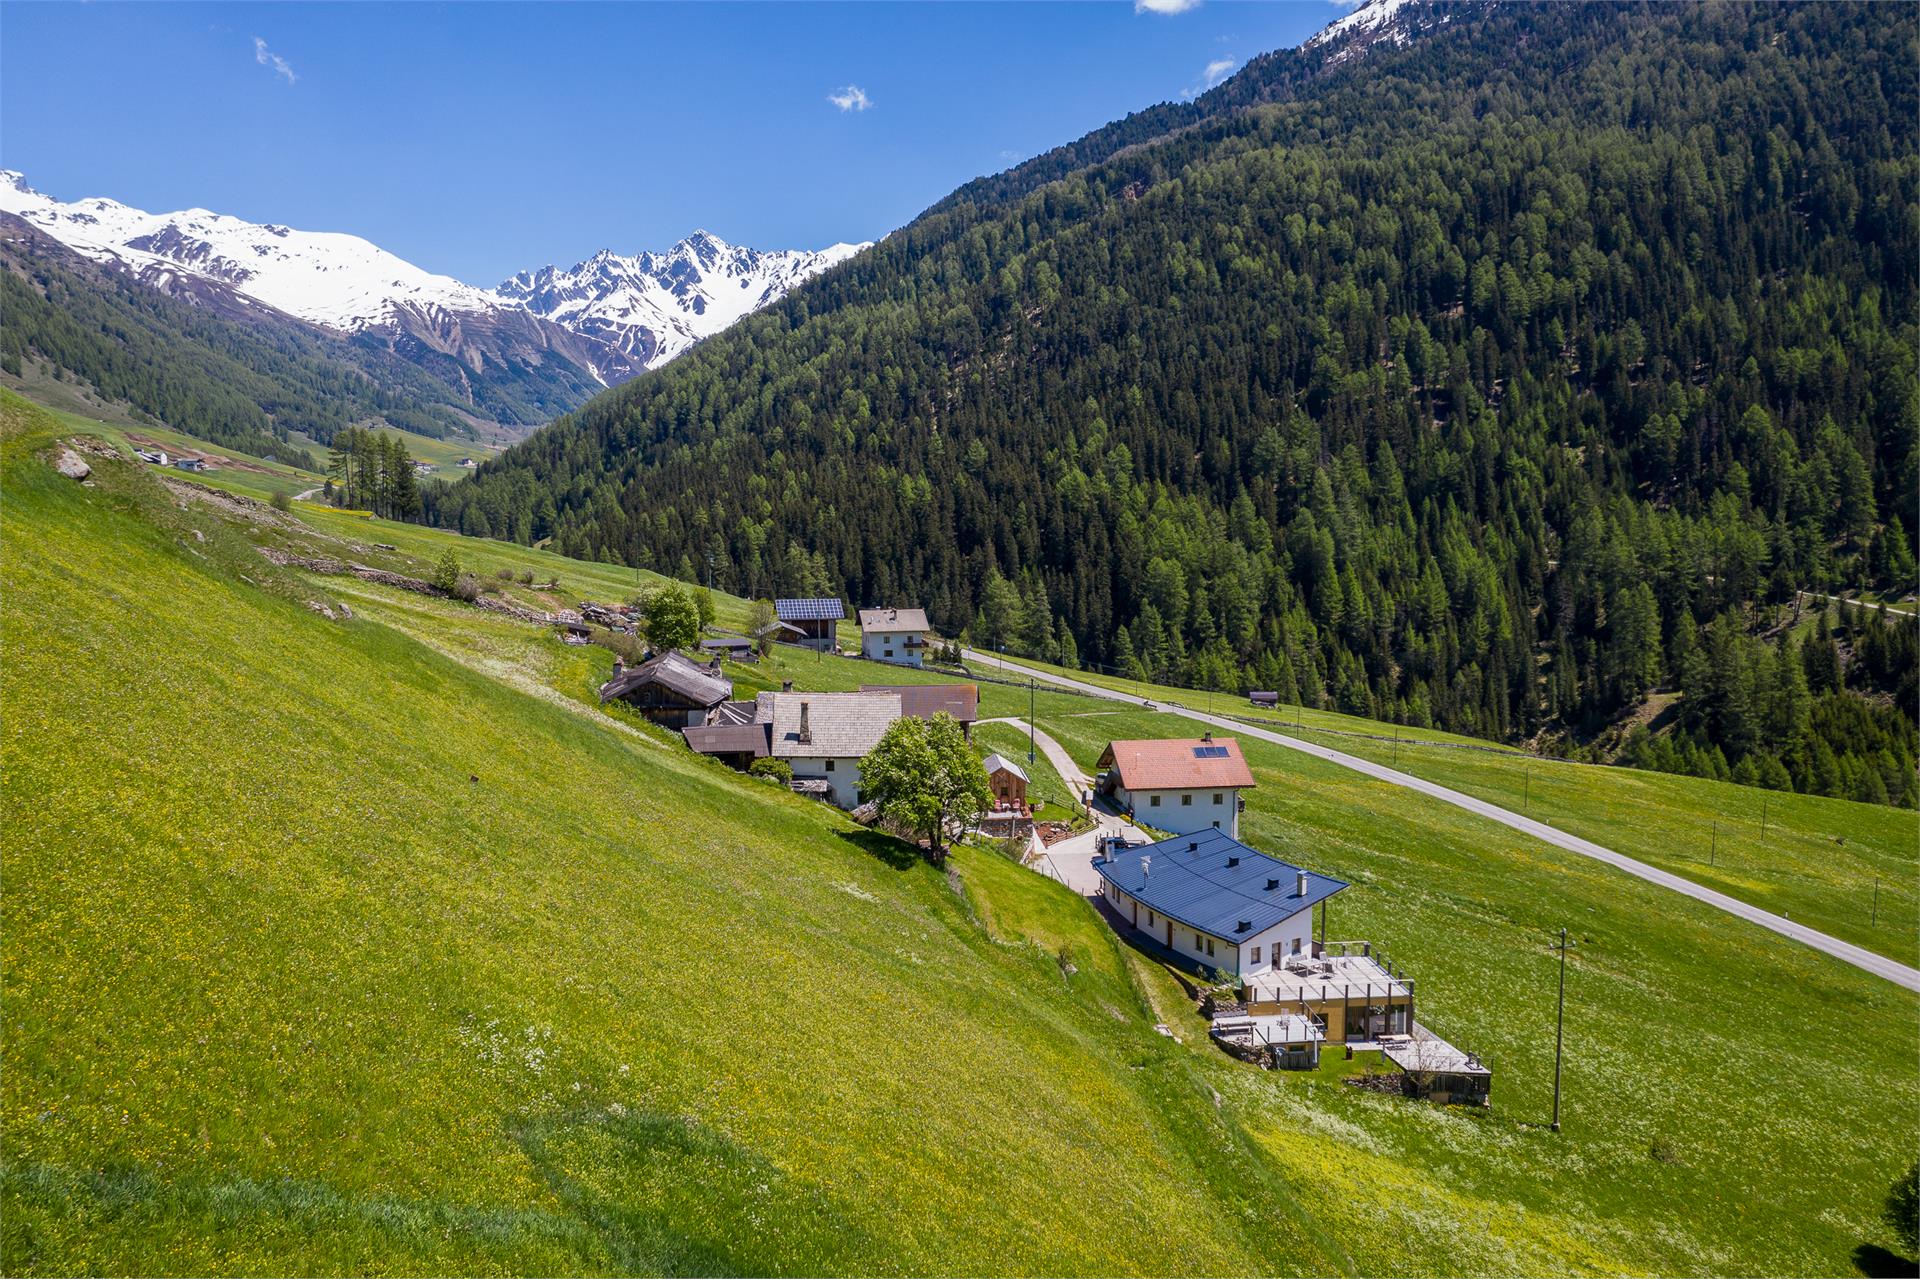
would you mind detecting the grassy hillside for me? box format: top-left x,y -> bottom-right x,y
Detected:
0,391 -> 1325,1275
5,387 -> 1916,1275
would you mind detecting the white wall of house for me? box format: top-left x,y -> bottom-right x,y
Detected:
861,629 -> 925,667
1099,882 -> 1313,978
786,755 -> 865,809
1114,785 -> 1243,837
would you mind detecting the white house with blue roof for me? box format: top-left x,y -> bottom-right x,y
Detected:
1093,828 -> 1347,978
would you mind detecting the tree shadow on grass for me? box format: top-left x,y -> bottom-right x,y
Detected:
1852,1243 -> 1917,1278
834,827 -> 921,871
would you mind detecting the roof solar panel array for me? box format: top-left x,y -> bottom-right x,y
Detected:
775,598 -> 846,621
1193,745 -> 1230,758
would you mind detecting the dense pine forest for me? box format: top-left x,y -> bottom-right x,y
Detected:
431,1 -> 1918,804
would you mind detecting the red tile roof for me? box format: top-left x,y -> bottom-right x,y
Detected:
1096,738 -> 1255,791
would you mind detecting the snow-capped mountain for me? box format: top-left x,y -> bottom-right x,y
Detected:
0,170 -> 869,407
0,169 -> 505,332
1304,0 -> 1453,65
499,234 -> 866,369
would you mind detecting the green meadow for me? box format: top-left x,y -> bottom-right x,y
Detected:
4,387 -> 1916,1275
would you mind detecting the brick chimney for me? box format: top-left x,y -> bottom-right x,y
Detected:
798,700 -> 812,745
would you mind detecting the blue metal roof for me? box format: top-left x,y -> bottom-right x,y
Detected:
775,598 -> 846,621
1094,828 -> 1347,940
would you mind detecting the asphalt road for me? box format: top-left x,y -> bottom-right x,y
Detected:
964,648 -> 1920,992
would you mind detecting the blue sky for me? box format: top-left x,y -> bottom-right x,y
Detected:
2,2 -> 1338,285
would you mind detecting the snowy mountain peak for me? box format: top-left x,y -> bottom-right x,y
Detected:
1304,0 -> 1449,63
0,171 -> 871,381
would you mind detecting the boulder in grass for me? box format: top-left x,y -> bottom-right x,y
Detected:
51,448 -> 90,481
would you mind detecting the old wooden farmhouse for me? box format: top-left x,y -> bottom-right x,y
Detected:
774,598 -> 844,652
858,607 -> 931,667
597,651 -> 732,727
1095,734 -> 1254,837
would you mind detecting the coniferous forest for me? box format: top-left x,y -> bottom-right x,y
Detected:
430,2 -> 1918,804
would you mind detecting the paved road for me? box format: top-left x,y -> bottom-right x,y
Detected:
965,648 -> 1920,992
978,715 -> 1144,892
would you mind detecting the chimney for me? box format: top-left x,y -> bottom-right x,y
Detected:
1141,855 -> 1151,878
612,658 -> 625,676
1226,856 -> 1240,868
1202,730 -> 1213,743
782,680 -> 794,693
1296,871 -> 1309,897
1265,878 -> 1280,891
798,700 -> 812,745
1187,840 -> 1198,853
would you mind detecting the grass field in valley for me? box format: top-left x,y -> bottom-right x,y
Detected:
5,387 -> 1917,1275
971,652 -> 1920,966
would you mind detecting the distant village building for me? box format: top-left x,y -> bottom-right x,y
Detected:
1095,735 -> 1254,837
774,598 -> 844,651
557,621 -> 593,645
173,457 -> 209,472
1247,691 -> 1281,709
458,457 -> 478,468
858,607 -> 930,667
860,683 -> 979,739
597,651 -> 732,727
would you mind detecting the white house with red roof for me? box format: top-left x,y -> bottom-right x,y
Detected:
1095,734 -> 1254,838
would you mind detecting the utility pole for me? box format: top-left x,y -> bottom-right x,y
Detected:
1872,876 -> 1880,928
1760,796 -> 1768,844
1710,821 -> 1717,867
1028,675 -> 1036,766
1392,725 -> 1399,768
1524,764 -> 1531,814
1552,927 -> 1571,1133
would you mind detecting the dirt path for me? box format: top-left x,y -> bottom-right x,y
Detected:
965,648 -> 1920,992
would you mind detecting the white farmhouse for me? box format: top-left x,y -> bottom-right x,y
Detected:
857,607 -> 931,667
1093,828 -> 1347,978
755,690 -> 901,809
1095,735 -> 1254,838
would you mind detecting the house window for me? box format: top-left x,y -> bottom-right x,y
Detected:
1252,946 -> 1262,964
825,760 -> 836,772
1149,795 -> 1161,808
1206,938 -> 1216,956
1194,933 -> 1204,949
1291,937 -> 1302,955
1212,793 -> 1223,805
1181,793 -> 1192,806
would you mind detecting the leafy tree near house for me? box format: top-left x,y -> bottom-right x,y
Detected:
643,583 -> 701,652
860,712 -> 991,858
692,586 -> 717,632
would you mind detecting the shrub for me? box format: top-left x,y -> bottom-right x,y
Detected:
269,489 -> 292,512
450,572 -> 482,603
432,548 -> 462,593
748,758 -> 793,785
496,567 -> 514,580
519,570 -> 534,584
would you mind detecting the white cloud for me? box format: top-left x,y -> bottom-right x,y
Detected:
253,36 -> 296,86
1135,0 -> 1202,14
827,85 -> 873,113
1181,56 -> 1237,99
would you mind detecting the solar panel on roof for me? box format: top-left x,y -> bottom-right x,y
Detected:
775,598 -> 846,621
1193,745 -> 1230,758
